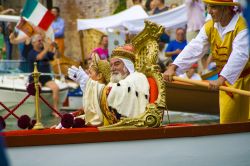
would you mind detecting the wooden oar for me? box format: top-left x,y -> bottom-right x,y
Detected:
173,76 -> 250,97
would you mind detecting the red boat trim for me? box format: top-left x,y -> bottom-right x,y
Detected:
3,122 -> 250,147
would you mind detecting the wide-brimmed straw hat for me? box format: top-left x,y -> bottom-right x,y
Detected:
202,0 -> 240,6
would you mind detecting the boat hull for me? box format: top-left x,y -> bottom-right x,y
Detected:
6,131 -> 250,166
166,81 -> 219,115
3,122 -> 250,147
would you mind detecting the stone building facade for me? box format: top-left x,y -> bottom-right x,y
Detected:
52,0 -> 119,61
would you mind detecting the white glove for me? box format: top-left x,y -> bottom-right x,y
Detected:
68,66 -> 88,84
68,65 -> 79,82
68,66 -> 89,92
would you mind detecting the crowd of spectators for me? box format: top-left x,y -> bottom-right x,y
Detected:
2,0 -> 248,82
130,0 -> 208,79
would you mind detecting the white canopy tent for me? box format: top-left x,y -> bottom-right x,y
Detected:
77,5 -> 148,32
77,4 -> 187,33
0,15 -> 20,22
77,4 -> 187,55
123,5 -> 187,33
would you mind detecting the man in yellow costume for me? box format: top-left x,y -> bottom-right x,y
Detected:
68,44 -> 149,126
164,0 -> 250,124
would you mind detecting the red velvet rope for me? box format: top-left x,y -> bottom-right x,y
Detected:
0,102 -> 19,119
0,85 -> 64,129
0,94 -> 31,120
39,95 -> 63,118
3,94 -> 31,119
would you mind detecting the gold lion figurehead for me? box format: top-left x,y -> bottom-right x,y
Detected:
91,54 -> 111,84
111,44 -> 135,63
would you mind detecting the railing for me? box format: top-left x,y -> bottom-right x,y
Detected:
0,62 -> 83,130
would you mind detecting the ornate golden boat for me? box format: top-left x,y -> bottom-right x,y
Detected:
2,21 -> 250,166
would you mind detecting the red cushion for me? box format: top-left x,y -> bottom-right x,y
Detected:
147,77 -> 158,103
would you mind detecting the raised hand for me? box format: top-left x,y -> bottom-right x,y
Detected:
68,66 -> 88,84
68,66 -> 79,82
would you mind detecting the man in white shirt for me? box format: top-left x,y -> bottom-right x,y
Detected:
164,0 -> 250,124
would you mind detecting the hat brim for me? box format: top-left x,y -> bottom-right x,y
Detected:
202,0 -> 240,6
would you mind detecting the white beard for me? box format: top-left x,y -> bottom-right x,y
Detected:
110,67 -> 129,83
110,73 -> 127,83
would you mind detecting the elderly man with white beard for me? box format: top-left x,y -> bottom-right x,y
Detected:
68,44 -> 150,126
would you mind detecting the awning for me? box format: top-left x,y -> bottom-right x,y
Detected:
122,5 -> 187,33
77,4 -> 187,33
77,5 -> 148,31
0,15 -> 20,22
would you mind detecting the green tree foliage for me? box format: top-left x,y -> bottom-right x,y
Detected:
113,0 -> 127,14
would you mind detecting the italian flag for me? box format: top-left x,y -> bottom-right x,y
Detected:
21,0 -> 55,31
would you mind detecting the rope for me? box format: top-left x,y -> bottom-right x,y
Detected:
39,95 -> 63,118
0,102 -> 19,119
2,94 -> 31,119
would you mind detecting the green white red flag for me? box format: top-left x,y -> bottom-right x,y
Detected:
21,0 -> 55,31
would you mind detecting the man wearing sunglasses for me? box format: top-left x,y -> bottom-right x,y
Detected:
28,34 -> 60,117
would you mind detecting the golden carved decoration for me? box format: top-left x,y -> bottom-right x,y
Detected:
100,86 -> 119,125
132,20 -> 165,70
99,104 -> 162,130
100,20 -> 166,130
131,21 -> 166,108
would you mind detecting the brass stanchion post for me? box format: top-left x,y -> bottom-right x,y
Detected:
33,62 -> 44,130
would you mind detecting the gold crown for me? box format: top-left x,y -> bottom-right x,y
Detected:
111,44 -> 135,63
92,55 -> 111,83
